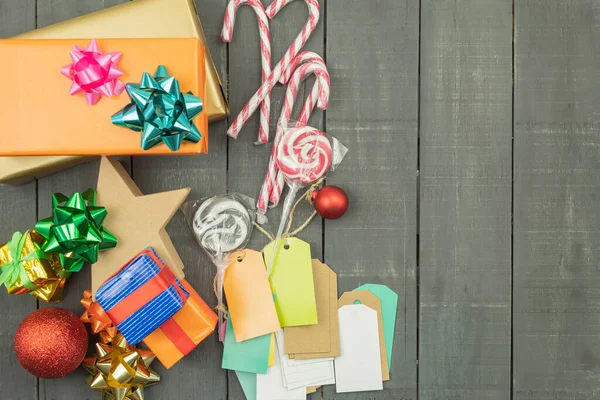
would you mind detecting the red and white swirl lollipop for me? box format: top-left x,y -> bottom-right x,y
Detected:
276,126 -> 332,184
266,126 -> 333,275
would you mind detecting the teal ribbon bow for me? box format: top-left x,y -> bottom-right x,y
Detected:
111,65 -> 203,151
0,231 -> 47,291
35,189 -> 117,273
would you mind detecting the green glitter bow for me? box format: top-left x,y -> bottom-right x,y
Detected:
111,65 -> 203,151
35,189 -> 117,273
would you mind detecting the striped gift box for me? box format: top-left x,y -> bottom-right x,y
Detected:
96,247 -> 188,345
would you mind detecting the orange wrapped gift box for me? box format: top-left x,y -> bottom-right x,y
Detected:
0,38 -> 207,156
143,280 -> 217,369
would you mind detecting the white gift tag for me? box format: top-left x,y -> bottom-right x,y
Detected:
334,304 -> 383,393
256,343 -> 306,400
275,330 -> 335,390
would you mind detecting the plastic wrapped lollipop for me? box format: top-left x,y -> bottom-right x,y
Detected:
266,122 -> 347,275
182,194 -> 255,340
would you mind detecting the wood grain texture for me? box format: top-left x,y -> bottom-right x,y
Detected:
131,0 -> 229,398
324,1 -> 419,399
513,1 -> 600,400
419,1 -> 512,400
225,1 -> 324,398
37,0 -> 125,28
0,2 -> 43,399
0,184 -> 37,400
0,0 -> 35,36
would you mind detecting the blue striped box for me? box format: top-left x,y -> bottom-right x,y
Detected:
96,247 -> 188,345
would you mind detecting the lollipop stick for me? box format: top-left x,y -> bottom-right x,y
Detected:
214,261 -> 228,342
266,184 -> 300,276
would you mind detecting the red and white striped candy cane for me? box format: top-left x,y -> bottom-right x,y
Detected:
279,51 -> 325,84
222,0 -> 272,144
269,61 -> 330,206
227,0 -> 321,139
256,60 -> 330,216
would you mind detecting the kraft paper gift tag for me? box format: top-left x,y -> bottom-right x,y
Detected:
285,260 -> 339,358
236,371 -> 257,400
224,249 -> 280,341
256,343 -> 306,400
338,291 -> 390,381
334,304 -> 383,393
222,318 -> 271,374
354,284 -> 398,370
306,386 -> 319,394
264,238 -> 317,327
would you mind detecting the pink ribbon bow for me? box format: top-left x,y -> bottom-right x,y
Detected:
60,39 -> 125,105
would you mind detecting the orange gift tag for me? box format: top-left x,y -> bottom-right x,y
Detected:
224,249 -> 280,342
0,38 -> 207,155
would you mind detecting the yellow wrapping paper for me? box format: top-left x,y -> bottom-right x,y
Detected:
0,0 -> 228,185
0,231 -> 66,302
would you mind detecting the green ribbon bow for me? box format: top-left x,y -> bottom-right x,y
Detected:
35,189 -> 117,273
111,65 -> 203,151
0,231 -> 47,291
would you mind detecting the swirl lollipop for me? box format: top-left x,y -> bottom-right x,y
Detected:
266,125 -> 333,274
190,195 -> 254,340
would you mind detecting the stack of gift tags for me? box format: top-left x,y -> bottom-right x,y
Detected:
220,240 -> 398,399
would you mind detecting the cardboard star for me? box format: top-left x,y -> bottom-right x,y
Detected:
92,156 -> 189,295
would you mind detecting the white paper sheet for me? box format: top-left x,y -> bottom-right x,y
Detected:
275,330 -> 335,390
334,304 -> 383,393
256,346 -> 306,400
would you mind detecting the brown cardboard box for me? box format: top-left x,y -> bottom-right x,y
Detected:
0,0 -> 228,185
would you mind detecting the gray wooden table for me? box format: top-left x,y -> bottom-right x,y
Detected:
0,0 -> 598,399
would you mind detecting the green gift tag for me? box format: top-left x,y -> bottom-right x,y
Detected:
235,371 -> 257,400
264,238 -> 318,327
222,318 -> 270,375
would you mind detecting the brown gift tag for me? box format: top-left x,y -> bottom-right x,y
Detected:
285,260 -> 340,359
338,290 -> 390,381
306,386 -> 320,394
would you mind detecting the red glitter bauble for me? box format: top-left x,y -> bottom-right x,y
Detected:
14,307 -> 88,379
311,186 -> 349,219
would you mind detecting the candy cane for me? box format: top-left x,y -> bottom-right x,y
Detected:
222,0 -> 272,144
269,61 -> 329,206
227,0 -> 320,139
279,51 -> 325,84
257,60 -> 330,217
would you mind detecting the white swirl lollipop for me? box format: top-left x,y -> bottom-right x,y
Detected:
193,196 -> 252,258
192,195 -> 253,341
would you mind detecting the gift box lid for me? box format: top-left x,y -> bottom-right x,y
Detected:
96,247 -> 189,345
0,38 -> 207,156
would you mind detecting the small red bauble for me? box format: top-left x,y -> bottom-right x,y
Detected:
14,307 -> 88,379
311,185 -> 349,219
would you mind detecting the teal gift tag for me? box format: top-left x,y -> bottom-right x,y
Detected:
222,318 -> 271,374
354,284 -> 398,370
235,371 -> 257,400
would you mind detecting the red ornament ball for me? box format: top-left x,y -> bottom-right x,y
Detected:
14,307 -> 88,379
311,185 -> 349,219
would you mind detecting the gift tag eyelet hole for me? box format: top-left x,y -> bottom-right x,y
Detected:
283,244 -> 290,250
354,300 -> 361,305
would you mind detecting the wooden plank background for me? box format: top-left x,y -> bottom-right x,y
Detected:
419,1 -> 512,400
0,0 -> 599,399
